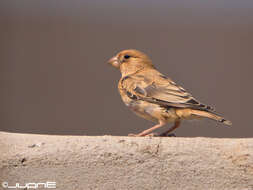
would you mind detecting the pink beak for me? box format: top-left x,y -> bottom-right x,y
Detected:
107,56 -> 120,68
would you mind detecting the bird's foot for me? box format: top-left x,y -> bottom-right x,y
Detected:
158,132 -> 176,137
145,133 -> 159,137
128,133 -> 139,137
128,133 -> 159,137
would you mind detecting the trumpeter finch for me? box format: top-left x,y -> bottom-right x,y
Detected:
107,49 -> 232,137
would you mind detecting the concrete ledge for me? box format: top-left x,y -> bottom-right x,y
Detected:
0,132 -> 253,190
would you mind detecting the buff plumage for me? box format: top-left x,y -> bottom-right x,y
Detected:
108,49 -> 232,136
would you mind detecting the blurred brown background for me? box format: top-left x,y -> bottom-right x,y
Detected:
0,0 -> 252,137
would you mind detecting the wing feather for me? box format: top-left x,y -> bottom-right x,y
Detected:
121,72 -> 214,112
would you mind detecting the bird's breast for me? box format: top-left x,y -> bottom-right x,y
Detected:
120,91 -> 178,123
126,99 -> 159,122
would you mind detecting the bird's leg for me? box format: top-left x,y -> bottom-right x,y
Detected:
159,120 -> 181,137
128,121 -> 166,137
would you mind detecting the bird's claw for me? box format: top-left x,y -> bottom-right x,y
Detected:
128,130 -> 176,137
128,133 -> 139,137
159,132 -> 176,137
128,133 -> 159,137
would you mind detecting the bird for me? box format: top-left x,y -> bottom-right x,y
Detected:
107,49 -> 232,137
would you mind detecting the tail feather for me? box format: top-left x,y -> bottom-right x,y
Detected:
191,110 -> 232,126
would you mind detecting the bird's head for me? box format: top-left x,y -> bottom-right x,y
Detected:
107,49 -> 155,76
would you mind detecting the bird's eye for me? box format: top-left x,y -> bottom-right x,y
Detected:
124,55 -> 130,59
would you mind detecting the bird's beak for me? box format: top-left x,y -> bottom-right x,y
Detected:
107,56 -> 120,68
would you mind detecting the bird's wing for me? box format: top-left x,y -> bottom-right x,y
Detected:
121,72 -> 214,112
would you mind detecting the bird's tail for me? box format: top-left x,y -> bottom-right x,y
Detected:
191,110 -> 232,126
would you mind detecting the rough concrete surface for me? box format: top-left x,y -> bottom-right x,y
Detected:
0,132 -> 253,190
